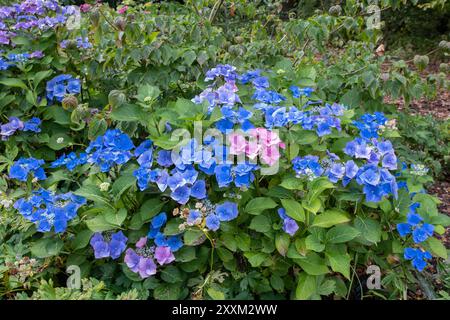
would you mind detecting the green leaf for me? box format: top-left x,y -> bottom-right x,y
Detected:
151,134 -> 181,150
426,237 -> 448,259
160,266 -> 183,283
302,198 -> 321,214
183,229 -> 205,246
245,197 -> 277,215
275,233 -> 290,256
72,229 -> 94,250
326,245 -> 351,279
281,199 -> 305,222
175,246 -> 196,262
48,133 -> 73,150
163,218 -> 184,236
88,118 -> 107,140
280,176 -> 303,190
136,84 -> 160,102
235,233 -> 251,251
430,214 -> 450,227
153,284 -> 181,300
74,184 -> 113,209
249,215 -> 271,233
296,272 -> 317,300
220,233 -> 237,252
244,252 -> 269,267
354,217 -> 381,244
112,174 -> 136,200
183,50 -> 196,66
129,198 -> 165,230
217,247 -> 233,262
311,209 -> 350,228
85,214 -> 116,232
270,274 -> 284,291
308,177 -> 335,202
305,234 -> 325,252
318,279 -> 336,296
0,78 -> 27,89
294,131 -> 318,145
110,103 -> 147,122
31,238 -> 64,258
33,70 -> 53,88
326,225 -> 360,244
105,208 -> 127,227
173,98 -> 202,119
294,252 -> 329,275
207,287 -> 225,300
139,198 -> 165,222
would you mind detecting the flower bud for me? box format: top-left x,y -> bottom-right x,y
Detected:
329,5 -> 342,16
99,182 -> 110,192
108,90 -> 126,108
62,95 -> 78,109
439,63 -> 449,73
413,55 -> 429,71
234,36 -> 244,44
438,40 -> 450,51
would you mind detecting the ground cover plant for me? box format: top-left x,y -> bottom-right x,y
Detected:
0,0 -> 449,300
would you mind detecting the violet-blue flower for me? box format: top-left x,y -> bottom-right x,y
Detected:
215,201 -> 238,221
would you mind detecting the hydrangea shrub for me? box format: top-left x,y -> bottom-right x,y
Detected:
0,1 -> 448,300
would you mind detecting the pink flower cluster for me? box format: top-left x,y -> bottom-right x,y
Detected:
124,237 -> 175,279
117,5 -> 128,15
79,4 -> 91,13
229,128 -> 285,166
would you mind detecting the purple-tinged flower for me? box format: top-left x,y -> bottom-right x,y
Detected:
86,129 -> 134,172
154,246 -> 175,265
171,185 -> 191,204
137,257 -> 157,278
187,210 -> 202,225
205,64 -> 237,82
91,236 -> 110,259
205,214 -> 220,231
157,150 -> 173,167
328,163 -> 345,183
404,247 -> 432,271
278,208 -> 288,220
9,157 -> 46,182
290,86 -> 314,98
151,212 -> 167,229
191,180 -> 207,199
136,236 -> 148,248
124,248 -> 141,273
240,70 -> 261,84
215,201 -> 238,221
382,152 -> 397,170
283,218 -> 299,236
23,117 -> 41,133
109,231 -> 128,259
90,231 -> 127,259
397,211 -> 434,243
252,76 -> 269,89
14,188 -> 85,233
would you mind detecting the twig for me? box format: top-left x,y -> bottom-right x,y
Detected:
98,7 -> 120,31
208,0 -> 225,24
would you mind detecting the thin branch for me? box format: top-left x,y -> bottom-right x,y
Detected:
208,0 -> 225,24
